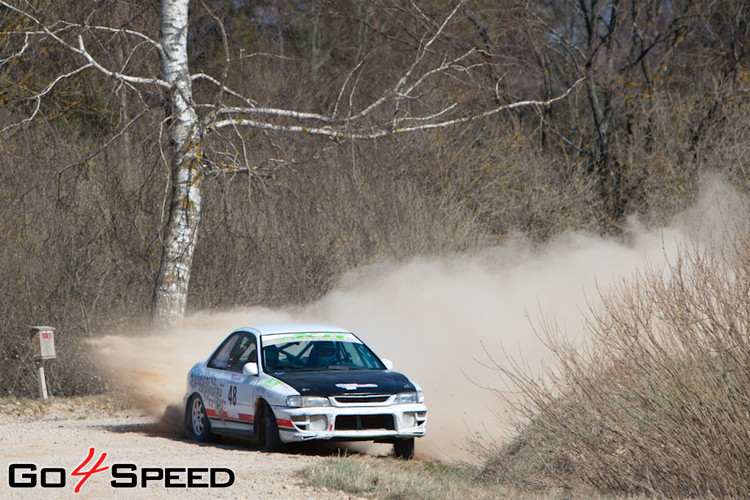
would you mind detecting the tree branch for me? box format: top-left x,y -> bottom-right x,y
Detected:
207,77 -> 586,139
1,1 -> 169,92
190,72 -> 259,107
343,0 -> 466,124
70,22 -> 163,58
0,31 -> 30,68
195,104 -> 333,123
76,35 -> 169,88
1,63 -> 94,133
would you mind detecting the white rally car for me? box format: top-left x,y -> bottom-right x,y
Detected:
183,324 -> 427,459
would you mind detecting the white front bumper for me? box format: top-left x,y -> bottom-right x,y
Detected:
272,403 -> 427,443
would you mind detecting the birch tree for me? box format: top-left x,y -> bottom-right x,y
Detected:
0,0 -> 582,327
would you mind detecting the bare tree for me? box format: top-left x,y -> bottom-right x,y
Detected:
520,0 -> 706,223
0,0 -> 582,327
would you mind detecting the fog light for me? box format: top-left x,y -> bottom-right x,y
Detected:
402,412 -> 417,428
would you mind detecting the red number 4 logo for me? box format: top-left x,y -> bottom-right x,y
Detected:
71,447 -> 109,493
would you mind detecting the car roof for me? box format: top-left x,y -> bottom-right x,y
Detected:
237,323 -> 352,336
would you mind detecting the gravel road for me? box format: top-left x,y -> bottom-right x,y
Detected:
0,399 -> 361,499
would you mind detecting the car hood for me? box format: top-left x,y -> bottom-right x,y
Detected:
270,370 -> 415,397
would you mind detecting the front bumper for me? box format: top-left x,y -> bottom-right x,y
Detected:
272,402 -> 427,443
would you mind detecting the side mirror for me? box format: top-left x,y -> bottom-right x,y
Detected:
242,362 -> 259,376
382,359 -> 394,370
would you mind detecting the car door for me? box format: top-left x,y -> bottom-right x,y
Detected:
204,331 -> 258,432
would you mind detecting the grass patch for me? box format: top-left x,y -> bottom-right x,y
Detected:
0,392 -> 138,420
300,455 -> 539,500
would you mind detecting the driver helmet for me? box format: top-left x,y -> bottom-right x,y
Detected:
311,341 -> 336,366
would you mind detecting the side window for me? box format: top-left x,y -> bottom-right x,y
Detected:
228,334 -> 257,373
208,333 -> 257,372
208,333 -> 241,370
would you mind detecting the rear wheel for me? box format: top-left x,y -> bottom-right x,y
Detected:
188,395 -> 216,442
393,438 -> 415,460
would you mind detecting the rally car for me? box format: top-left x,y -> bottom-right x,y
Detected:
183,324 -> 427,459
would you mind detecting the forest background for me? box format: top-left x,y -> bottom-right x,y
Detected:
1,0 -> 747,395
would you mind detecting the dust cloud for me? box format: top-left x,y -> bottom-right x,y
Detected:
92,175 -> 747,463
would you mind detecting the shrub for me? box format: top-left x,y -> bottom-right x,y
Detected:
484,237 -> 750,497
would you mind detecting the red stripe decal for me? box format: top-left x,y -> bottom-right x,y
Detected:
277,419 -> 294,430
206,409 -> 253,424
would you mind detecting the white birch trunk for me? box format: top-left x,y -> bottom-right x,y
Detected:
151,0 -> 204,327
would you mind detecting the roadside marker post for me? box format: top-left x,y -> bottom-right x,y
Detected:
30,326 -> 56,400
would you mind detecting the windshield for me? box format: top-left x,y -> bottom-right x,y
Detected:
261,332 -> 385,373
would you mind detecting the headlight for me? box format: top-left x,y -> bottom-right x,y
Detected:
395,390 -> 424,404
286,395 -> 331,408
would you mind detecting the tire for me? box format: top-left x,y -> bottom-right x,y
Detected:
188,394 -> 216,442
252,405 -> 264,447
393,438 -> 415,460
263,402 -> 286,453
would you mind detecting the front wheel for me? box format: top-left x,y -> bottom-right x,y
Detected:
188,395 -> 216,442
263,402 -> 286,453
393,438 -> 415,460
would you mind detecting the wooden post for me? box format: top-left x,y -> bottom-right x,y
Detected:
35,360 -> 49,400
30,326 -> 56,400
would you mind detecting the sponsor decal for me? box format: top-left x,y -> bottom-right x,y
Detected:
263,378 -> 281,388
263,332 -> 357,344
335,383 -> 378,391
7,448 -> 235,493
189,370 -> 223,406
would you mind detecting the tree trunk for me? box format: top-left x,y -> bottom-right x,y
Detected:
152,0 -> 204,327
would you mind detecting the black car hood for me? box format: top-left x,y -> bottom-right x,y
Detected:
270,370 -> 415,397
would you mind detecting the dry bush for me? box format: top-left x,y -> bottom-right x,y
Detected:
483,237 -> 750,496
611,78 -> 750,225
189,137 -> 485,308
400,122 -> 605,241
0,108 -> 164,396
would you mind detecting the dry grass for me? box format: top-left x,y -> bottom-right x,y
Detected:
0,392 -> 140,422
300,455 -> 537,500
482,237 -> 750,497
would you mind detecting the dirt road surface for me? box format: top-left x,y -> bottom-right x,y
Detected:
0,399 -> 361,499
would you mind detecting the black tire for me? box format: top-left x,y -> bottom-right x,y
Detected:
252,405 -> 264,447
263,402 -> 286,453
393,438 -> 415,460
188,394 -> 216,442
